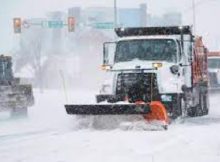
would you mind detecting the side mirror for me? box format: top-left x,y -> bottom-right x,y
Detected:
170,65 -> 179,74
103,42 -> 116,67
103,45 -> 109,65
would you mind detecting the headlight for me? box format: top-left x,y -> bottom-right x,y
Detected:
152,63 -> 163,69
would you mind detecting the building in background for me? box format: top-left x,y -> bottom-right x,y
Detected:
147,12 -> 182,27
82,4 -> 147,28
163,12 -> 182,26
118,4 -> 147,27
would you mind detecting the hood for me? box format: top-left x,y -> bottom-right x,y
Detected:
112,59 -> 175,70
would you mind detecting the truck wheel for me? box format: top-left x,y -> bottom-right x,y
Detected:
187,106 -> 197,117
187,92 -> 206,117
197,93 -> 204,116
202,93 -> 209,115
198,92 -> 210,116
10,107 -> 28,118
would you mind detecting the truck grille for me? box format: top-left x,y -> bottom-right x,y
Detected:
116,72 -> 160,102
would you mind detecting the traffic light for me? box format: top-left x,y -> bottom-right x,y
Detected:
13,18 -> 22,33
68,17 -> 75,32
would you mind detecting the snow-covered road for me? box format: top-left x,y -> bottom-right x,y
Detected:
0,90 -> 220,162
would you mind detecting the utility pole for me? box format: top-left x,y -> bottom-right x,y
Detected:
192,0 -> 196,34
114,0 -> 118,28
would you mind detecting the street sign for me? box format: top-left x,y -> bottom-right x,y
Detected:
93,22 -> 114,29
48,21 -> 63,28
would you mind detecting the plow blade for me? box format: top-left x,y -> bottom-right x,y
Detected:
65,103 -> 151,115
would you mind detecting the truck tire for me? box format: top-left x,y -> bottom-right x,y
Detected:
187,106 -> 197,117
198,92 -> 209,116
10,107 -> 28,118
187,92 -> 208,117
202,93 -> 209,115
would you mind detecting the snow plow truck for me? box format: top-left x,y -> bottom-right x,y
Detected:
0,55 -> 34,117
65,26 -> 209,129
208,51 -> 220,90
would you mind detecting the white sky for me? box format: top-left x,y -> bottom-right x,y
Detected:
1,0 -> 220,53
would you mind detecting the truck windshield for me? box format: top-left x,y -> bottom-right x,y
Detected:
115,39 -> 177,63
208,58 -> 220,68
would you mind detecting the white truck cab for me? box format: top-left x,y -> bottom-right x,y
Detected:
97,26 -> 209,118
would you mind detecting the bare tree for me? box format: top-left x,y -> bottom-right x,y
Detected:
14,27 -> 47,92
